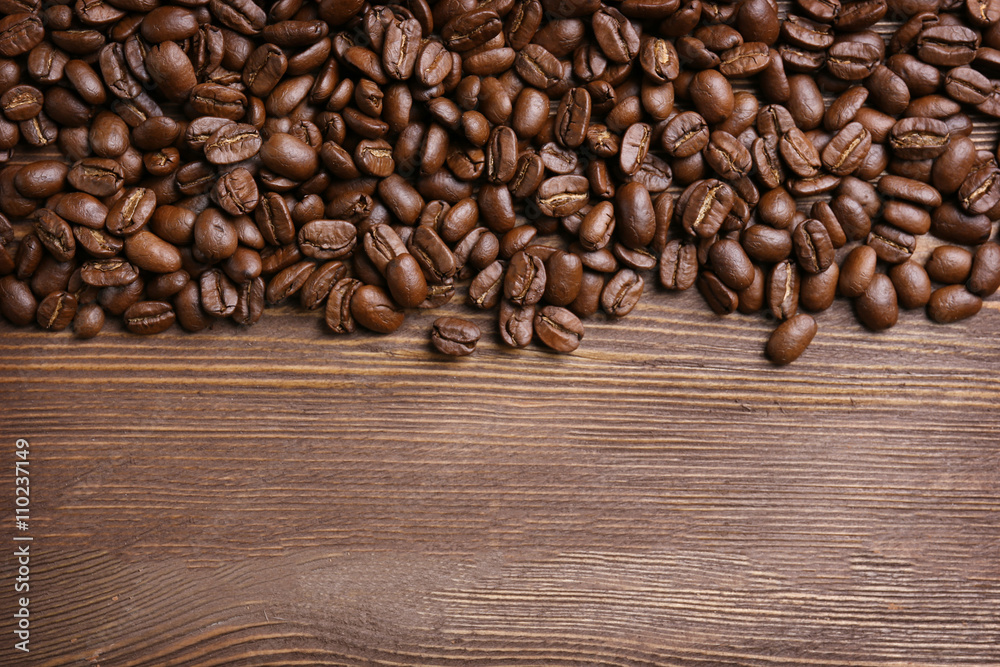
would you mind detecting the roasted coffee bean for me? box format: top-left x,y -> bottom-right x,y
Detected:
867,223 -> 916,264
385,253 -> 429,308
967,242 -> 1000,297
839,245 -> 878,298
351,284 -> 404,333
927,284 -> 982,323
199,268 -> 238,317
536,175 -> 590,217
766,313 -> 817,365
705,131 -> 752,181
81,258 -> 138,287
543,250 -> 583,307
681,179 -> 734,238
534,305 -> 583,353
555,87 -> 591,149
709,239 -> 755,292
742,224 -> 792,264
601,268 -> 643,318
498,298 -> 534,347
34,210 -> 76,262
697,271 -> 739,315
661,111 -> 709,158
430,316 -> 480,356
504,250 -> 546,306
72,302 -> 104,338
298,219 -> 356,261
926,245 -> 974,284
0,275 -> 36,325
792,219 -> 835,275
889,261 -> 932,309
468,260 -> 504,310
659,240 -> 698,291
266,260 -> 315,303
767,260 -> 799,320
35,290 -> 76,331
123,300 -> 174,334
800,263 -> 839,312
855,273 -> 898,331
689,70 -> 733,125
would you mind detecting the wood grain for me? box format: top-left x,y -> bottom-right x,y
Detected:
1,283 -> 998,666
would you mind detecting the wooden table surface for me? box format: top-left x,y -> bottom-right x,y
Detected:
1,277 -> 998,666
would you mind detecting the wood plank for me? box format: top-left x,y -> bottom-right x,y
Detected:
1,285 -> 998,666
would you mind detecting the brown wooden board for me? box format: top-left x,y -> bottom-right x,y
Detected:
1,283 -> 998,665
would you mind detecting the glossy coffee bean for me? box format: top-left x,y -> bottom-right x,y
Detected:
766,313 -> 817,365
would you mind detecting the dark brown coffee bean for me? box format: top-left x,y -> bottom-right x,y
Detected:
742,224 -> 792,264
780,127 -> 822,178
601,268 -> 643,318
927,284 -> 982,323
708,238 -> 755,291
889,261 -> 932,309
81,258 -> 139,287
543,250 -> 583,307
504,250 -> 546,306
931,203 -> 992,245
468,260 -> 504,310
498,298 -> 534,348
932,136 -> 977,195
659,240 -> 698,291
592,6 -> 639,63
854,273 -> 897,331
266,260 -> 315,303
830,194 -> 872,241
299,260 -> 346,310
35,290 -> 76,331
199,268 -> 238,317
535,175 -> 590,217
917,25 -> 979,67
72,302 -> 104,338
766,313 -> 817,365
681,179 -> 734,238
689,70 -> 733,125
384,18 -> 422,80
124,230 -> 182,274
123,300 -> 175,334
889,117 -> 951,160
385,253 -> 429,308
792,219 -> 835,275
821,122 -> 871,176
351,284 -> 404,333
767,259 -> 799,320
533,305 -> 583,353
67,158 -> 123,197
322,277 -> 360,333
298,219 -> 356,260
34,210 -> 76,262
867,223 -> 916,264
800,263 -> 838,312
704,131 -> 752,181
661,111 -> 709,158
926,245 -> 974,284
147,270 -> 190,301
697,271 -> 739,315
430,316 -> 480,356
620,123 -> 652,176
966,242 -> 1000,297
0,275 -> 36,325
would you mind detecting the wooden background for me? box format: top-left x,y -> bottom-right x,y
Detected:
1,278 -> 998,666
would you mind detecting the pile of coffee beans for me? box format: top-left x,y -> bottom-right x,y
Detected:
0,0 -> 998,363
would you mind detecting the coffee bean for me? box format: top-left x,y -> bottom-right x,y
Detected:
72,302 -> 104,338
768,260 -> 799,320
601,268 -> 643,318
431,316 -> 480,356
351,284 -> 404,333
766,313 -> 817,365
123,300 -> 174,334
533,305 -> 584,353
927,284 -> 982,323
